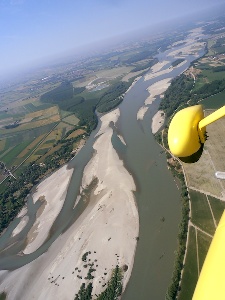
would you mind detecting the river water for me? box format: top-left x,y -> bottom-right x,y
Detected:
0,38 -> 205,298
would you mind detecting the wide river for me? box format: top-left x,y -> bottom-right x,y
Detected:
0,38 -> 205,299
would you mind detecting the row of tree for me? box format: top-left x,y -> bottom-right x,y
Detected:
165,151 -> 190,299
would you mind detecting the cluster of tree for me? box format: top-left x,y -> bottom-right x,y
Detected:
96,81 -> 131,113
97,265 -> 123,300
159,74 -> 193,118
74,265 -> 123,300
125,50 -> 155,64
0,292 -> 6,300
189,79 -> 225,106
172,59 -> 185,68
40,79 -> 134,133
131,58 -> 158,72
4,123 -> 20,129
213,66 -> 225,72
211,37 -> 225,51
159,73 -> 225,118
82,251 -> 90,262
40,80 -> 98,132
70,98 -> 99,133
41,81 -> 74,104
74,283 -> 93,300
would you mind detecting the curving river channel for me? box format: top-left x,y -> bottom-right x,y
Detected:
0,31 -> 206,299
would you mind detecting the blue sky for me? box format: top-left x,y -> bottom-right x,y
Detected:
0,0 -> 224,75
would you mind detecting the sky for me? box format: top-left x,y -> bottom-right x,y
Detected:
0,0 -> 225,76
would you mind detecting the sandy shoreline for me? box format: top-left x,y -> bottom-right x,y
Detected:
0,109 -> 139,299
23,165 -> 74,254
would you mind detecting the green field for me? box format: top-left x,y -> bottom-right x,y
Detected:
190,190 -> 215,235
208,195 -> 225,225
0,292 -> 6,300
1,139 -> 34,167
62,114 -> 79,125
193,68 -> 225,92
200,89 -> 225,109
197,231 -> 212,270
178,190 -> 214,300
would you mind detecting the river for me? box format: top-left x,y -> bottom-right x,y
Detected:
0,32 -> 206,299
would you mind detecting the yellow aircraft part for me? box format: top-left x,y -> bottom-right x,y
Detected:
193,211 -> 225,299
168,105 -> 205,157
199,105 -> 225,130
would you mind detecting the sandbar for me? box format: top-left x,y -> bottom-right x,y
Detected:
152,110 -> 165,134
0,109 -> 139,299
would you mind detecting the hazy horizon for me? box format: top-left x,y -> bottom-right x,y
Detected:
1,0 -> 225,78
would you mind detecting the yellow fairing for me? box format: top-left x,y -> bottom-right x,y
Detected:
193,211 -> 225,299
168,105 -> 205,157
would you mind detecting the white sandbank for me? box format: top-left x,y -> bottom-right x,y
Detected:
152,110 -> 165,134
137,78 -> 171,121
0,109 -> 139,299
137,106 -> 149,120
150,60 -> 169,73
11,216 -> 29,237
118,134 -> 126,145
145,78 -> 171,105
23,165 -> 74,254
17,206 -> 28,218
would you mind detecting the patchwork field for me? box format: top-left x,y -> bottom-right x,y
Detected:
178,190 -> 215,300
62,114 -> 79,125
66,129 -> 85,139
0,101 -> 81,176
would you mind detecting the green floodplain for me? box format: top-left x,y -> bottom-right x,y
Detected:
0,13 -> 225,300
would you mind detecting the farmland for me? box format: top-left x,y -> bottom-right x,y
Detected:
0,102 -> 81,180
